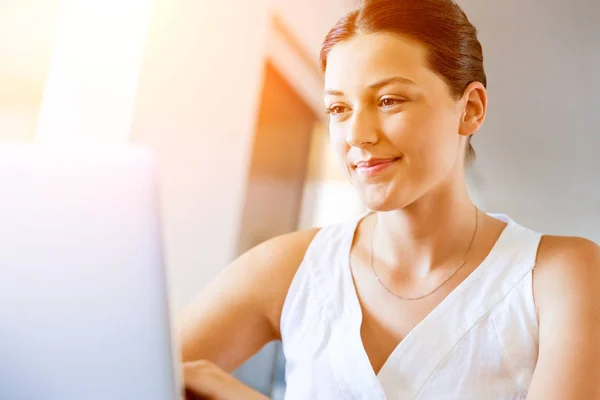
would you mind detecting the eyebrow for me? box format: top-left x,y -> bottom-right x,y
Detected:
324,76 -> 416,96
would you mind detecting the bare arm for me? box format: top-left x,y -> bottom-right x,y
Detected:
177,228 -> 320,371
527,236 -> 600,399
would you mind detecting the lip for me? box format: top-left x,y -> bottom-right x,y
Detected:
355,157 -> 400,176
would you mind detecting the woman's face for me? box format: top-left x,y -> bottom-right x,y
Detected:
324,33 -> 474,211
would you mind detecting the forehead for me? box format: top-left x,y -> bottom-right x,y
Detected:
324,32 -> 433,91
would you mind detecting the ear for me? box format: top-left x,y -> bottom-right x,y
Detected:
458,81 -> 487,137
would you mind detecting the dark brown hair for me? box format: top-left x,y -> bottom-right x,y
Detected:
320,0 -> 486,162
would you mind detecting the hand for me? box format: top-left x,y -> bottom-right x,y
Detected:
183,360 -> 270,400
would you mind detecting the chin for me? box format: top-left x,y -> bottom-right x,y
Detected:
358,190 -> 416,212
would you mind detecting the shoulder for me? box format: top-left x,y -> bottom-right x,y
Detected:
535,235 -> 600,285
244,227 -> 322,267
527,236 -> 600,397
533,234 -> 600,321
536,234 -> 600,265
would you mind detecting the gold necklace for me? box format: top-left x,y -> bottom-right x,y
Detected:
370,206 -> 479,301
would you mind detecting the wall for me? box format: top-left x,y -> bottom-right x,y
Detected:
457,0 -> 600,242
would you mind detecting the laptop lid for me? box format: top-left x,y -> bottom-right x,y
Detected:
0,145 -> 181,400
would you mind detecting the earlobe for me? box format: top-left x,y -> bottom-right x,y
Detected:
458,82 -> 487,137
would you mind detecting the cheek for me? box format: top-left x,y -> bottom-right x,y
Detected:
381,112 -> 460,185
381,110 -> 431,153
384,107 -> 458,158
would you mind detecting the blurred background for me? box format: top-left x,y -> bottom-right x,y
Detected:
1,0 -> 598,398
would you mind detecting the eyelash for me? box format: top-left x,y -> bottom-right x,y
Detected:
325,97 -> 405,116
379,97 -> 404,108
324,105 -> 348,116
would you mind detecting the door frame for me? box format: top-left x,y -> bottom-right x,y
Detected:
265,13 -> 326,119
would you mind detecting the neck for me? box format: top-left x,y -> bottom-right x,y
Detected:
372,174 -> 480,278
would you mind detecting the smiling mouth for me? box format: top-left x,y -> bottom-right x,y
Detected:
355,157 -> 401,176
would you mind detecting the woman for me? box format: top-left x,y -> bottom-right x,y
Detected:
180,0 -> 600,399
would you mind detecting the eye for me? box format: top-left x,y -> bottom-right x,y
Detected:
325,104 -> 350,117
378,97 -> 405,108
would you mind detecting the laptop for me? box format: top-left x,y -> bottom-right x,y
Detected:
0,144 -> 182,400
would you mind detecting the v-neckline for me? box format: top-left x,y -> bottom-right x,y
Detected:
337,212 -> 514,398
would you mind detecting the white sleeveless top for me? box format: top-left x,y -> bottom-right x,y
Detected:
280,214 -> 542,400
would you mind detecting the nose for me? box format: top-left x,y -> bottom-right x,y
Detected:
345,108 -> 378,147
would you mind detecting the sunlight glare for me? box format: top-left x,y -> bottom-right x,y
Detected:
35,0 -> 154,147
